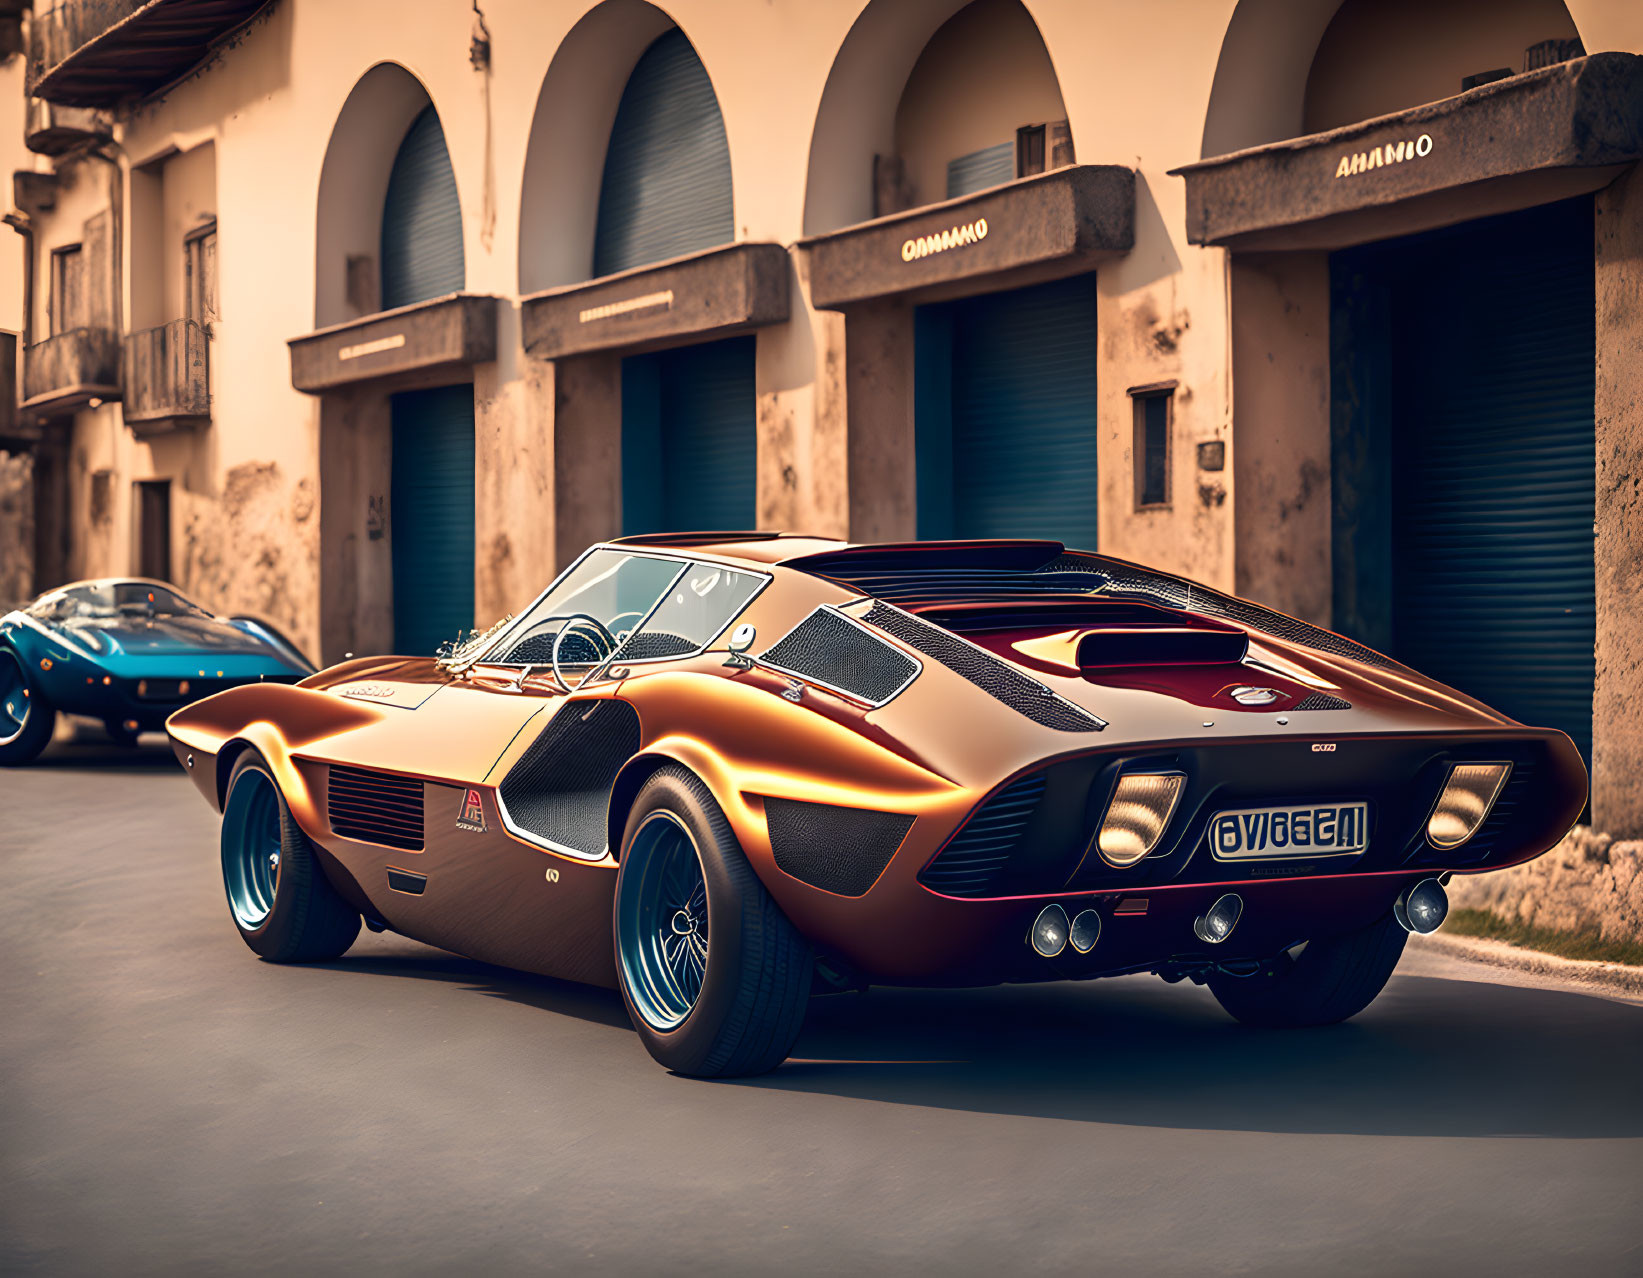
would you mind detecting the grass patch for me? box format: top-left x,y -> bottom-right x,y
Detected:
1441,908 -> 1643,967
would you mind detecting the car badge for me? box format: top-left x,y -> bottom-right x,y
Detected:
456,788 -> 488,833
1230,685 -> 1282,706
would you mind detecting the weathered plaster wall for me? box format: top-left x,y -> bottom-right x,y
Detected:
1229,251 -> 1331,622
843,300 -> 916,543
0,450 -> 31,608
1593,162 -> 1643,837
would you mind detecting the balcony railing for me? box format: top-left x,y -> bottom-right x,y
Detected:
22,326 -> 121,414
123,319 -> 209,433
28,0 -> 275,108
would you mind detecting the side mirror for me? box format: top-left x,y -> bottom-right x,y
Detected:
724,623 -> 756,669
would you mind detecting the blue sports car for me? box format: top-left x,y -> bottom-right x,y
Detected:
0,578 -> 314,765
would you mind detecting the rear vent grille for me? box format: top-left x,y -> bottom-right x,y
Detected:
498,700 -> 641,856
758,608 -> 919,706
327,766 -> 424,851
1294,692 -> 1352,711
863,603 -> 1104,732
764,798 -> 915,897
919,773 -> 1048,897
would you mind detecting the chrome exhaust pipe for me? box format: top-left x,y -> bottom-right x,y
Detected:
1394,878 -> 1449,934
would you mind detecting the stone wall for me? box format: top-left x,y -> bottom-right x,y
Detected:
0,449 -> 31,610
1449,826 -> 1643,945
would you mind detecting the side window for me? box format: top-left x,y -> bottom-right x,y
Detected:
617,563 -> 764,660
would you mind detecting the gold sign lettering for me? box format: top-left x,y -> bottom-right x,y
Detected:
1335,133 -> 1433,179
579,290 -> 675,323
901,218 -> 989,262
338,333 -> 406,360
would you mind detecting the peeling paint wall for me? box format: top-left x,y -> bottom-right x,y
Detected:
0,450 -> 31,609
1229,252 -> 1331,622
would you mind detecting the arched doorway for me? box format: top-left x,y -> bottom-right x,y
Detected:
802,0 -> 1116,548
309,65 -> 475,659
1189,0 -> 1606,776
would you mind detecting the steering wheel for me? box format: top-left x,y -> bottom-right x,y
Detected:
546,613 -> 618,693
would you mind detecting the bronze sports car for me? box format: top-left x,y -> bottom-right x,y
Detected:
167,535 -> 1585,1076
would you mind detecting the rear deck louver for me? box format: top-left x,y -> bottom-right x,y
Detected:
758,607 -> 919,706
919,772 -> 1048,897
327,766 -> 425,851
1294,692 -> 1352,711
863,602 -> 1104,732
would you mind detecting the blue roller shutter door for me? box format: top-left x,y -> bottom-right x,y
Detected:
391,385 -> 475,656
594,29 -> 733,277
381,106 -> 465,310
917,274 -> 1100,548
623,337 -> 756,533
1390,199 -> 1596,765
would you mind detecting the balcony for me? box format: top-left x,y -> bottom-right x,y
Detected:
21,326 -> 121,418
24,98 -> 113,156
28,0 -> 275,108
122,319 -> 208,436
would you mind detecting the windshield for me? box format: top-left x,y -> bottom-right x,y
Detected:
26,582 -> 209,622
483,550 -> 765,667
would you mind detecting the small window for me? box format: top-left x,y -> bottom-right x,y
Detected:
1131,385 -> 1174,509
1016,124 -> 1046,178
185,221 -> 218,325
50,244 -> 85,335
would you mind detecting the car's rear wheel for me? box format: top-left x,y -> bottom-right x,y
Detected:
1206,913 -> 1408,1027
0,648 -> 55,766
222,751 -> 360,962
614,766 -> 812,1077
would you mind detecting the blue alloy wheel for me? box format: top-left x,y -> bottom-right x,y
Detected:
618,812 -> 711,1031
0,650 -> 28,743
223,767 -> 284,929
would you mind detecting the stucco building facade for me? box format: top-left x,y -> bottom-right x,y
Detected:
0,0 -> 1639,831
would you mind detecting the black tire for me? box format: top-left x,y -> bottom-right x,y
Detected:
1206,913 -> 1408,1027
222,751 -> 360,962
1202,906 -> 1406,1025
614,766 -> 813,1077
0,648 -> 56,766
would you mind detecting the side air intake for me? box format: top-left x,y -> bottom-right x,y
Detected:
919,772 -> 1048,897
328,766 -> 425,851
758,607 -> 920,706
863,602 -> 1104,732
498,700 -> 641,857
764,798 -> 915,897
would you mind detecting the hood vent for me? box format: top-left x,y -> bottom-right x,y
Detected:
327,766 -> 425,851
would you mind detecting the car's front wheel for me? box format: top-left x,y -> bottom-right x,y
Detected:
1206,912 -> 1408,1027
222,751 -> 360,962
0,648 -> 56,766
614,766 -> 813,1077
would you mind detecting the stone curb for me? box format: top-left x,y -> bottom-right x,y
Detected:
1410,930 -> 1643,996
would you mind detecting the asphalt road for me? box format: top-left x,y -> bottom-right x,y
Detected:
4,731 -> 1641,1277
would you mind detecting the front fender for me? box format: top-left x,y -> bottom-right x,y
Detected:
167,682 -> 386,818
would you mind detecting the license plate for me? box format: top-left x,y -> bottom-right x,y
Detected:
1206,802 -> 1370,860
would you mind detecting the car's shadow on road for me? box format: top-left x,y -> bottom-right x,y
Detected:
320,944 -> 1642,1141
29,733 -> 179,773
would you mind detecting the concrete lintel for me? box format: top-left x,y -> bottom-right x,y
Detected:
287,293 -> 500,395
520,242 -> 790,362
1172,52 -> 1643,249
801,164 -> 1135,311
